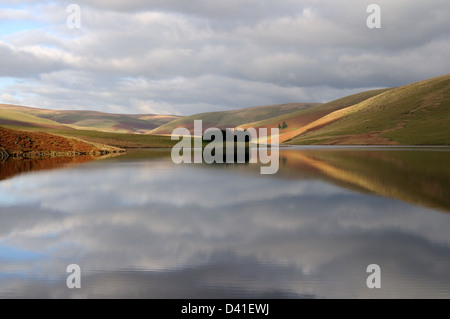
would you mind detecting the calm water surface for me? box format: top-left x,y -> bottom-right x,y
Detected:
0,147 -> 449,298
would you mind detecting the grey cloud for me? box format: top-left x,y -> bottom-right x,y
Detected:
76,0 -> 306,22
0,0 -> 449,114
0,42 -> 64,77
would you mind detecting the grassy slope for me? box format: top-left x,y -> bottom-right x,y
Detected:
0,104 -> 181,134
52,129 -> 178,148
150,103 -> 317,134
0,109 -> 70,129
288,74 -> 450,145
1,125 -> 178,149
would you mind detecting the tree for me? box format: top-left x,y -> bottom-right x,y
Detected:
282,121 -> 288,129
278,124 -> 281,129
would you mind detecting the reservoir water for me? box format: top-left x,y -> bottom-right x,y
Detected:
0,147 -> 449,298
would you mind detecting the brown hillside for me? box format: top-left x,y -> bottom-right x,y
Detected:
0,126 -> 113,157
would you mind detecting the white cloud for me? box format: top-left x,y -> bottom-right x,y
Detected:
0,8 -> 31,20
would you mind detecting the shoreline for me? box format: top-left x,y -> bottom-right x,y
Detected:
3,144 -> 450,161
0,149 -> 125,160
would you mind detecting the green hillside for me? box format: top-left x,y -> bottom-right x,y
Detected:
52,129 -> 178,148
287,74 -> 450,145
0,109 -> 70,129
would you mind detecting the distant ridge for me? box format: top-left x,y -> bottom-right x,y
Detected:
0,104 -> 181,134
150,103 -> 320,135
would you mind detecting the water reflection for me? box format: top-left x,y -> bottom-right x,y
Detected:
0,156 -> 96,182
224,147 -> 450,213
281,147 -> 450,213
0,153 -> 122,182
2,147 -> 449,214
0,148 -> 449,298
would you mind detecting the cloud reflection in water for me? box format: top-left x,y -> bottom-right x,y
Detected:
0,156 -> 449,298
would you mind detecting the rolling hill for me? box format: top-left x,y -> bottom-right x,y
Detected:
286,74 -> 450,145
0,108 -> 71,130
0,105 -> 181,149
0,104 -> 180,134
150,103 -> 319,135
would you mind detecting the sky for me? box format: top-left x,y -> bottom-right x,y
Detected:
0,0 -> 449,115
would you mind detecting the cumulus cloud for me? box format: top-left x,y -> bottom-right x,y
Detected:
0,0 -> 449,114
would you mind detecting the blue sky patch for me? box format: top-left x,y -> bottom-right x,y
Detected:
0,242 -> 43,261
0,20 -> 43,38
